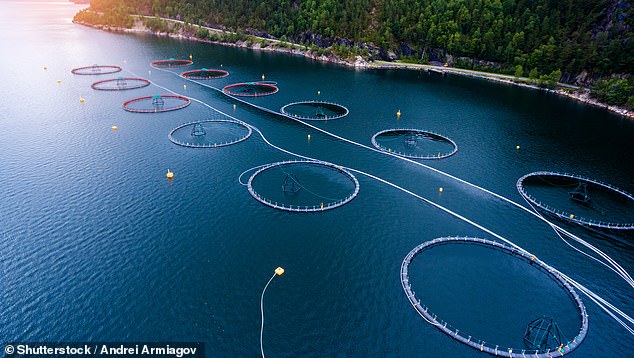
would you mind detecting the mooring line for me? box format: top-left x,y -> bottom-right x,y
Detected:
260,272 -> 277,358
239,164 -> 269,186
521,195 -> 634,288
132,67 -> 634,336
155,64 -> 634,293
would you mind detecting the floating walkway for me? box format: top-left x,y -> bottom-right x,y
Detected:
401,237 -> 588,357
517,172 -> 634,230
371,128 -> 458,159
137,67 -> 634,339
280,101 -> 349,121
168,119 -> 252,148
247,160 -> 360,213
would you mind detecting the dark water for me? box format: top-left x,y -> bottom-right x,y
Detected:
0,1 -> 633,357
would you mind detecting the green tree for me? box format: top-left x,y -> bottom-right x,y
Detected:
538,69 -> 561,89
528,67 -> 539,79
591,78 -> 634,106
80,0 -> 634,86
196,28 -> 209,39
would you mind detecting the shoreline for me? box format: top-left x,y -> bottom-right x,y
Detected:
375,61 -> 633,119
74,18 -> 633,120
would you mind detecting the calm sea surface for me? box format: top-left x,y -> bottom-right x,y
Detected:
0,1 -> 632,356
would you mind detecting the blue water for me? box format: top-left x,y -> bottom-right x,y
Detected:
0,1 -> 632,357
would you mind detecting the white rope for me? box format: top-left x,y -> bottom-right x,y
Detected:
154,65 -> 633,286
260,273 -> 277,358
238,164 -> 269,186
134,67 -> 634,336
521,195 -> 634,288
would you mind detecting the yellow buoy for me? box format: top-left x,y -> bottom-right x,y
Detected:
189,54 -> 193,60
56,80 -> 61,84
307,134 -> 311,141
320,202 -> 324,209
233,104 -> 237,110
183,84 -> 187,91
166,169 -> 174,180
570,214 -> 575,219
516,145 -> 520,150
531,255 -> 536,261
79,97 -> 85,103
439,187 -> 443,193
317,90 -> 321,95
261,74 -> 265,80
220,64 -> 223,67
111,125 -> 118,130
275,267 -> 285,276
397,109 -> 401,118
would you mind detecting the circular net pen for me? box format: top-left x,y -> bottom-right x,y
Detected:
123,94 -> 191,113
371,128 -> 458,159
151,58 -> 193,68
71,65 -> 122,75
247,160 -> 360,212
280,101 -> 349,121
181,68 -> 229,80
223,82 -> 279,97
517,172 -> 634,231
168,119 -> 252,148
401,237 -> 588,358
91,77 -> 150,91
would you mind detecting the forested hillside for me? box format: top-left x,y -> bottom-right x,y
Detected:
76,0 -> 634,106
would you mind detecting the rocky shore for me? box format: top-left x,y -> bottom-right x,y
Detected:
74,18 -> 373,68
74,18 -> 633,119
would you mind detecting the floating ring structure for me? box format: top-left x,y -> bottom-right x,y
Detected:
280,101 -> 349,121
517,172 -> 634,230
223,82 -> 279,97
181,68 -> 229,80
401,237 -> 588,357
151,58 -> 193,68
91,77 -> 150,91
123,94 -> 191,113
371,128 -> 458,159
168,119 -> 252,148
71,65 -> 122,75
247,160 -> 360,212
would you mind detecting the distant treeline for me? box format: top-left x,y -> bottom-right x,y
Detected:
76,0 -> 634,107
74,1 -> 132,28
